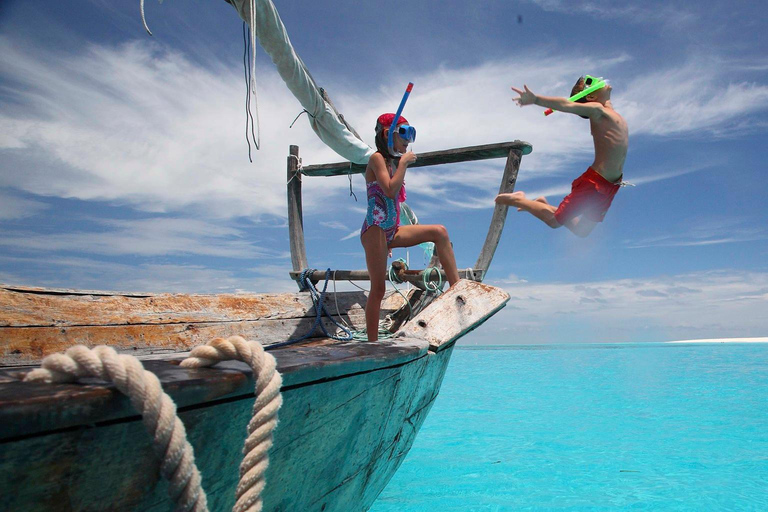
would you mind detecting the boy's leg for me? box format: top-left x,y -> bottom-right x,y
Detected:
563,216 -> 597,238
496,192 -> 561,229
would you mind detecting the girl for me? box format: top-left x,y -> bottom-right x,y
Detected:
360,113 -> 460,341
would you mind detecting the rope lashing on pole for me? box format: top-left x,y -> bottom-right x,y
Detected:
267,269 -> 353,349
24,345 -> 208,512
181,336 -> 282,512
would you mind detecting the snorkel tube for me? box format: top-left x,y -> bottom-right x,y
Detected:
544,75 -> 607,116
388,82 -> 414,157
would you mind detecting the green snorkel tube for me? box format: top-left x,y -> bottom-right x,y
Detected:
388,82 -> 414,157
544,75 -> 607,116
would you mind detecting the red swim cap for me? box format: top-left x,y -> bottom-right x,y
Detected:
376,113 -> 409,132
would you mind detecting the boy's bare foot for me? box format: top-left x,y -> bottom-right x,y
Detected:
520,196 -> 549,211
495,191 -> 526,208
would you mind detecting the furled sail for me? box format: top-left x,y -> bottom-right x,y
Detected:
226,0 -> 374,164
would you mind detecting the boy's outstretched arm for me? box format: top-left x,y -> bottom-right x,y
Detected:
511,85 -> 604,119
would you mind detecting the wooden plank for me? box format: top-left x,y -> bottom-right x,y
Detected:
287,144 -> 309,272
301,140 -> 532,177
0,286 -> 408,328
397,279 -> 510,351
474,147 -> 522,276
0,314 -> 373,366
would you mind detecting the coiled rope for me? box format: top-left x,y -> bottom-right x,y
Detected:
23,336 -> 283,512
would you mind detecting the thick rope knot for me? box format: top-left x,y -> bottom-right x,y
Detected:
24,345 -> 208,512
182,336 -> 283,512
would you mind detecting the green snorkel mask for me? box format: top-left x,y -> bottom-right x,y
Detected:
544,75 -> 608,116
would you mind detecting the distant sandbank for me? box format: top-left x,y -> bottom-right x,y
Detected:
665,337 -> 768,344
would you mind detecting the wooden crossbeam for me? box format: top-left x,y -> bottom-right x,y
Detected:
301,141 -> 532,177
289,268 -> 483,288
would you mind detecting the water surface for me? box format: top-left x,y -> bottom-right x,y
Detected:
371,343 -> 768,511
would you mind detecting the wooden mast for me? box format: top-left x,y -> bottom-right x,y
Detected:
287,145 -> 308,274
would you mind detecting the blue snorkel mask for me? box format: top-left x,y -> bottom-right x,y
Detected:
395,124 -> 417,144
387,82 -> 414,157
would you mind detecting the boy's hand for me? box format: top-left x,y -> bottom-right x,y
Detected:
511,85 -> 536,107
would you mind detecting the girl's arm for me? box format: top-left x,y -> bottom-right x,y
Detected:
370,152 -> 415,199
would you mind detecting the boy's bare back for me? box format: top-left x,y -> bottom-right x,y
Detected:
589,107 -> 628,183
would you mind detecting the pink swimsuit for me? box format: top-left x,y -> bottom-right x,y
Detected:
360,160 -> 406,244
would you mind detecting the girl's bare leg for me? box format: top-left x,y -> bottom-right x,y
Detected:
390,224 -> 460,286
361,227 -> 389,341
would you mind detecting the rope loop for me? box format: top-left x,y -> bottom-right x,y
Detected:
423,267 -> 443,293
25,345 -> 209,512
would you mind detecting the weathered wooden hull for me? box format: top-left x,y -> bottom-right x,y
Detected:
0,280 -> 509,511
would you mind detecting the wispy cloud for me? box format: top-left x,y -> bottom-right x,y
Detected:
0,217 -> 282,258
625,217 -> 768,249
0,189 -> 49,219
0,254 -> 297,294
527,0 -> 697,28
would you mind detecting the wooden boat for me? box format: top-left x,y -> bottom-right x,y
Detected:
0,140 -> 531,511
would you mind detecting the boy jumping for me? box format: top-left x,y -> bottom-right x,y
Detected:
496,76 -> 628,238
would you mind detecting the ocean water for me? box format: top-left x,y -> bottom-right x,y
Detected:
370,343 -> 768,511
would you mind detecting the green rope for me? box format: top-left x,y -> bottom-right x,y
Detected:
423,266 -> 443,293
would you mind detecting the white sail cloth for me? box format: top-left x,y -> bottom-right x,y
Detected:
228,0 -> 374,164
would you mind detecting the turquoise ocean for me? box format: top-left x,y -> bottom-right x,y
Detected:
370,343 -> 768,511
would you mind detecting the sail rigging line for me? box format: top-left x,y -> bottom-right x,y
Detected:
242,22 -> 260,161
140,0 -> 153,36
248,0 -> 261,151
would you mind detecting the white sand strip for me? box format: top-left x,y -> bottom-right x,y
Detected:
665,337 -> 768,344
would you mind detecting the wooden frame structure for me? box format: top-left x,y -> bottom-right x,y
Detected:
287,140 -> 532,287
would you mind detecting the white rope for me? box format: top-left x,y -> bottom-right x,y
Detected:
22,335 -> 283,512
24,345 -> 207,512
181,336 -> 282,512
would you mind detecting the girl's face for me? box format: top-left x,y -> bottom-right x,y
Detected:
390,123 -> 410,153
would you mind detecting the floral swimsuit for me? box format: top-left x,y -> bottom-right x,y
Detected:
360,161 -> 404,245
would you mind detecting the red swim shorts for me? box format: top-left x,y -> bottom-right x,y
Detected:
554,167 -> 621,225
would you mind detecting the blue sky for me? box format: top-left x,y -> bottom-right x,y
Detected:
1,0 -> 767,344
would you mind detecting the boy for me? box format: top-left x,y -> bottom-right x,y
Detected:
496,76 -> 628,237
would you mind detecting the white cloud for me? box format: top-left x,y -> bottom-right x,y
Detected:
477,270 -> 768,344
2,35 -> 766,225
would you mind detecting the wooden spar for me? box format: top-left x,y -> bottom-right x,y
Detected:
474,147 -> 522,277
288,268 -> 483,286
288,140 -> 532,283
301,141 -> 532,177
287,145 -> 308,273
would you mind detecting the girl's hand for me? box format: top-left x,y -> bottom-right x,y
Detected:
511,85 -> 536,107
400,151 -> 417,166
